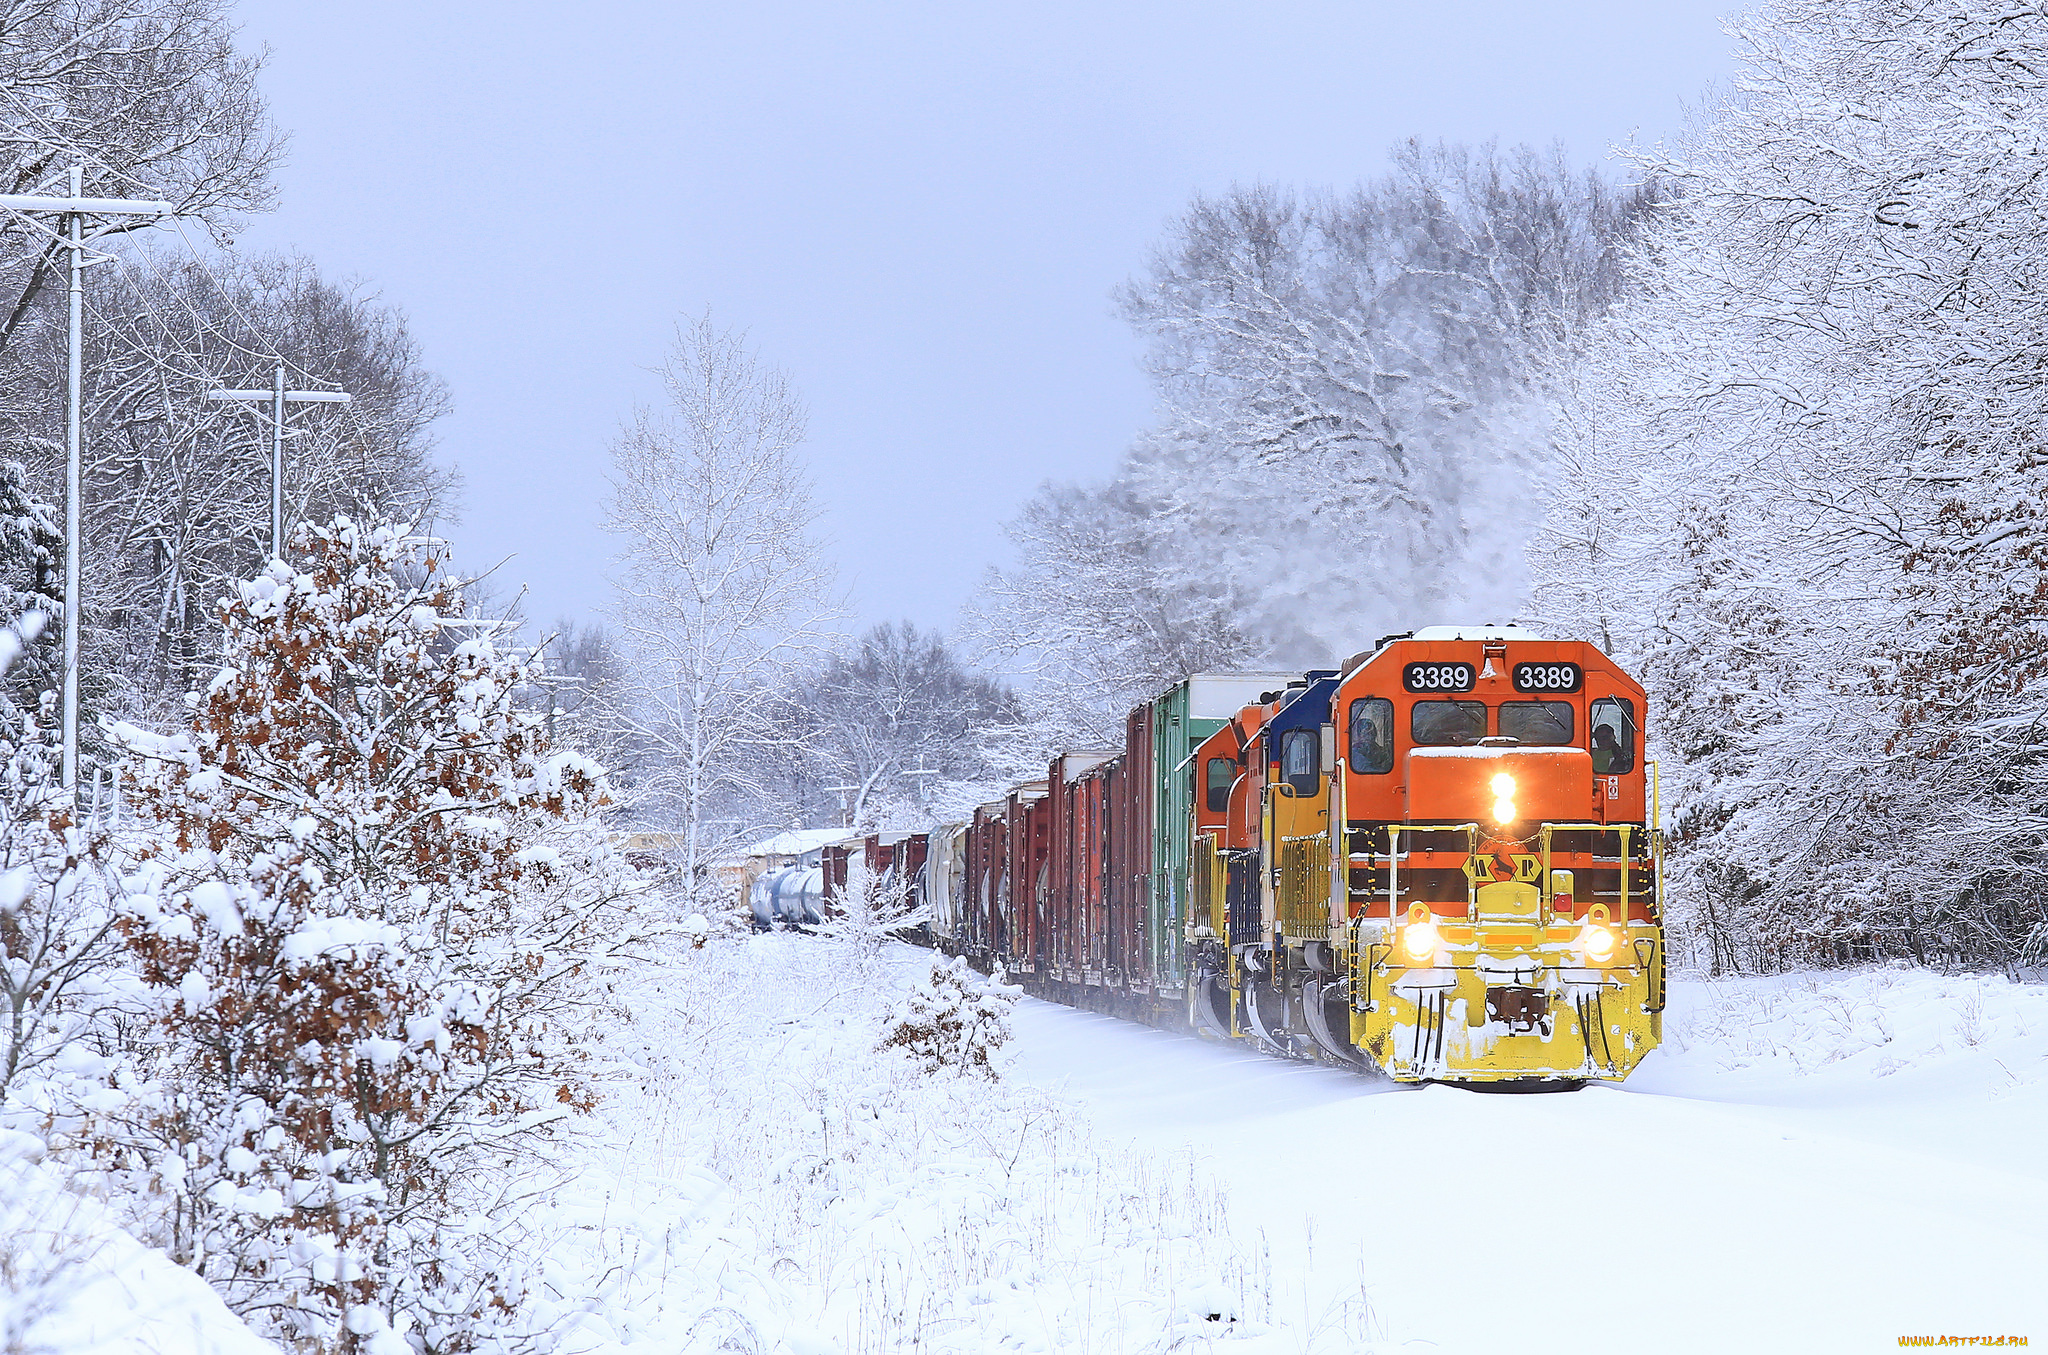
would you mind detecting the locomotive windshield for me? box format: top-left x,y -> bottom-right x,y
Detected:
1500,700 -> 1573,745
1411,700 -> 1486,746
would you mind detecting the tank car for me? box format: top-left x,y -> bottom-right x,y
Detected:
749,864 -> 825,929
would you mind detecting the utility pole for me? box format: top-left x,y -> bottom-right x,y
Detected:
207,364 -> 352,560
825,785 -> 862,830
0,170 -> 174,800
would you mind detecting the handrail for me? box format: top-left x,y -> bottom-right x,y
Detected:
1539,821 -> 1643,924
1620,824 -> 1631,923
1385,822 -> 1479,917
1376,821 -> 1654,924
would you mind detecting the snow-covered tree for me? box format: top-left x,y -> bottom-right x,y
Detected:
603,315 -> 839,902
76,251 -> 454,696
767,621 -> 1023,831
0,9 -> 447,739
976,144 -> 1657,739
968,478 -> 1263,748
0,0 -> 283,361
0,611 -> 123,1116
105,518 -> 634,1351
1116,148 -> 1645,657
1527,0 -> 2048,969
0,464 -> 59,712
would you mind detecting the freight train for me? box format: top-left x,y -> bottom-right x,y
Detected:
820,626 -> 1667,1086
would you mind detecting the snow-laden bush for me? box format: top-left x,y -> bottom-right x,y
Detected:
1,1127 -> 283,1355
877,956 -> 1015,1079
822,856 -> 924,982
1668,964 -> 2048,1083
0,607 -> 146,1148
97,519 -> 643,1353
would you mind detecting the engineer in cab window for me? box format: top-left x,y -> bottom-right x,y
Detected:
1350,697 -> 1394,773
1589,698 -> 1636,774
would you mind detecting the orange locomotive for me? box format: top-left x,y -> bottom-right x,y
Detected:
1187,626 -> 1665,1083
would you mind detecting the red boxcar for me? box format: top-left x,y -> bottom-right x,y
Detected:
1044,750 -> 1116,987
1002,781 -> 1050,975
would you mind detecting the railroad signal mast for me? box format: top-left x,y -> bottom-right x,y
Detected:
903,760 -> 940,808
824,785 -> 862,829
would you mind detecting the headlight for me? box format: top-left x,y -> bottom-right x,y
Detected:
1490,773 -> 1516,798
1399,904 -> 1438,965
1579,905 -> 1619,964
1492,797 -> 1516,824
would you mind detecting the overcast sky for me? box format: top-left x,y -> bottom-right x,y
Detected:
226,0 -> 1738,640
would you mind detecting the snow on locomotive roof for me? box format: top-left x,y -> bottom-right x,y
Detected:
1407,625 -> 1546,641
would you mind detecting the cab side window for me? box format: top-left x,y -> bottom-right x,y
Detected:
1348,697 -> 1393,773
1590,697 -> 1637,774
1279,728 -> 1320,796
1205,756 -> 1235,813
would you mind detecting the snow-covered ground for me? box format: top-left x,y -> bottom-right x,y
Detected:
518,933 -> 1333,1354
12,946 -> 2039,1355
1008,964 -> 2048,1354
0,1131 -> 278,1355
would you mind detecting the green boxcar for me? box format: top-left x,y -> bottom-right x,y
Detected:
1148,674 -> 1295,990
